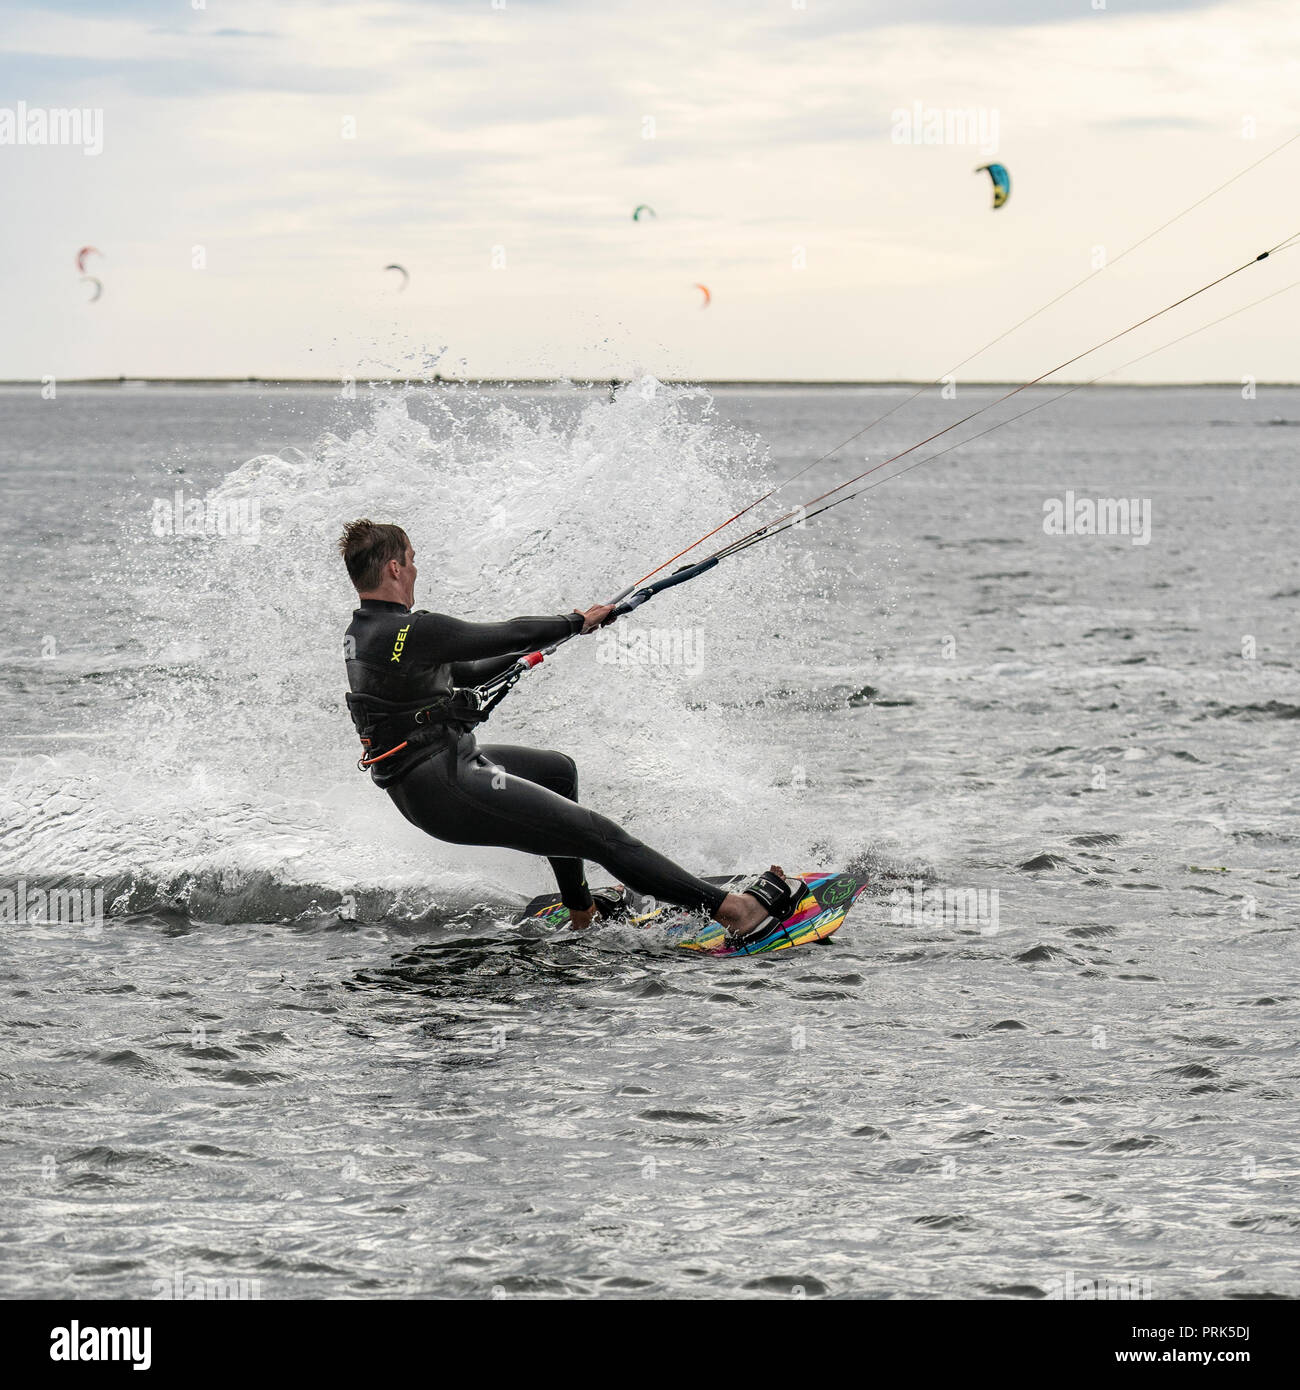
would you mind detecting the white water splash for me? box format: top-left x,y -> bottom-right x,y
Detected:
2,382 -> 854,920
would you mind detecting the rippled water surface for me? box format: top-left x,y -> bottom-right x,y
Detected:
1,382 -> 1297,1299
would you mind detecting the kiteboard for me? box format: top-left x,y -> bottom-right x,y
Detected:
516,869 -> 867,957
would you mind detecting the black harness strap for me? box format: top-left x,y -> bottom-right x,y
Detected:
346,689 -> 490,770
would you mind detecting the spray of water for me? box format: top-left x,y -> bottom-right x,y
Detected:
2,381 -> 864,923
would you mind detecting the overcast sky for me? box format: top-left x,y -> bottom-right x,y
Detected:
3,0 -> 1298,382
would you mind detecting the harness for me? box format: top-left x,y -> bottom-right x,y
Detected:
346,688 -> 490,771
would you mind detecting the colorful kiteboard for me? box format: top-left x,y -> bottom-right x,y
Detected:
516,870 -> 867,958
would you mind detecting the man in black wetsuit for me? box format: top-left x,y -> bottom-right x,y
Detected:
338,519 -> 798,941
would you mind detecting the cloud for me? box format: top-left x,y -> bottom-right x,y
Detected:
0,49 -> 372,98
1093,115 -> 1216,131
1,0 -> 1297,381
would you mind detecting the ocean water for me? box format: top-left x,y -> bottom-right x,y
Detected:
0,380 -> 1297,1300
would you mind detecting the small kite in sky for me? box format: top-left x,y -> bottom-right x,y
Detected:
975,162 -> 1011,209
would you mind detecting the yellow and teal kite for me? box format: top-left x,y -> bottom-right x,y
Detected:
975,162 -> 1011,209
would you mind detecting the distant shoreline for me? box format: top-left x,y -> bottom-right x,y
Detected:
1,377 -> 1295,390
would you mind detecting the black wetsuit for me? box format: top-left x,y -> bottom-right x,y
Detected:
343,599 -> 727,915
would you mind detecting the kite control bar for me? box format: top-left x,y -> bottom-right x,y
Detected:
611,554 -> 719,614
474,556 -> 719,716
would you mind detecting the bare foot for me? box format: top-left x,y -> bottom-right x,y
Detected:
714,864 -> 788,937
568,904 -> 598,930
568,885 -> 629,930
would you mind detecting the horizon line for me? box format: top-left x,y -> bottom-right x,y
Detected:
1,376 -> 1296,390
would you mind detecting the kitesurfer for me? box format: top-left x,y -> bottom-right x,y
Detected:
338,519 -> 801,942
